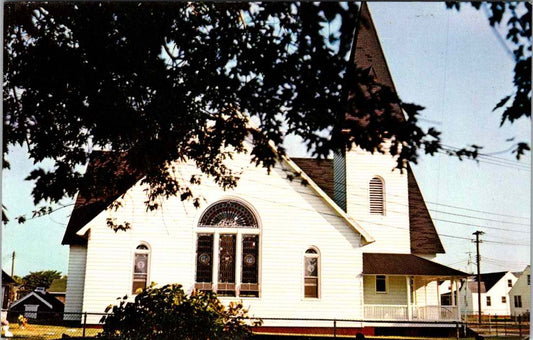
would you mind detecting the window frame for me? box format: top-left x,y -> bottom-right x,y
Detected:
514,295 -> 522,308
303,247 -> 320,299
369,176 -> 385,215
195,199 -> 261,298
508,279 -> 513,287
375,275 -> 388,294
486,296 -> 491,306
502,296 -> 507,304
132,242 -> 151,295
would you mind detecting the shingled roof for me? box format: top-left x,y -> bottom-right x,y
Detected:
62,151 -> 142,245
354,2 -> 397,92
475,271 -> 514,292
363,253 -> 467,277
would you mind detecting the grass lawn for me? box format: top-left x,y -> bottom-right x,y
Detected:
2,323 -> 102,339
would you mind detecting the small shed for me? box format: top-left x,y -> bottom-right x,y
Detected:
8,289 -> 64,321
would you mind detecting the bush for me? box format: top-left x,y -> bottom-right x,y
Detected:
99,284 -> 260,339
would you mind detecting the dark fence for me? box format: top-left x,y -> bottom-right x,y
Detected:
1,310 -> 531,339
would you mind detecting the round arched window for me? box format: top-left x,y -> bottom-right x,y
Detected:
199,200 -> 258,228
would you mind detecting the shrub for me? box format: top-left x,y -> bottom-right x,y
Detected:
99,284 -> 260,339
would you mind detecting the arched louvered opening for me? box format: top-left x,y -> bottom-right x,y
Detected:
369,176 -> 385,215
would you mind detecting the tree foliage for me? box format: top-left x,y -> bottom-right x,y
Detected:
99,284 -> 259,340
16,270 -> 62,297
3,2 -> 530,218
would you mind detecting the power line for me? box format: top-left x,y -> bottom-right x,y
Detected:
430,208 -> 530,227
426,201 -> 530,220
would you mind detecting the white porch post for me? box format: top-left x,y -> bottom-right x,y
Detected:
406,276 -> 412,320
455,278 -> 462,320
451,279 -> 456,307
437,279 -> 440,307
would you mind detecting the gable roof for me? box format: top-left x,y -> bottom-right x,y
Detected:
62,151 -> 143,245
291,158 -> 445,254
63,150 -> 375,245
475,271 -> 514,292
9,291 -> 64,311
467,280 -> 486,294
363,253 -> 467,277
2,270 -> 15,285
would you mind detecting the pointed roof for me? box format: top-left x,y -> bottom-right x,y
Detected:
63,151 -> 376,245
475,271 -> 515,292
354,2 -> 397,92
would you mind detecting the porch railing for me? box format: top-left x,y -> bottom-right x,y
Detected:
364,305 -> 459,321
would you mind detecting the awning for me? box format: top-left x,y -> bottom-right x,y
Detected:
363,253 -> 468,277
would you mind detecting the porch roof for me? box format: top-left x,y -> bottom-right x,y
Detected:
363,253 -> 468,277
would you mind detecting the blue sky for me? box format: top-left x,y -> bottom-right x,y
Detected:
2,2 -> 530,277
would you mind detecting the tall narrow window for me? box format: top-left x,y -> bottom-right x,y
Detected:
132,244 -> 150,294
196,234 -> 214,290
241,235 -> 259,297
514,295 -> 522,308
369,177 -> 385,215
508,279 -> 513,287
196,200 -> 260,297
218,234 -> 236,296
304,248 -> 319,298
486,296 -> 491,306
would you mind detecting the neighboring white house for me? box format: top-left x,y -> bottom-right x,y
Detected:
460,272 -> 518,317
61,4 -> 467,337
509,265 -> 530,317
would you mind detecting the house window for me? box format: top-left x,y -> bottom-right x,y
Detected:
508,279 -> 513,287
304,248 -> 320,298
369,177 -> 385,215
528,275 -> 530,286
196,200 -> 259,297
132,243 -> 150,294
486,296 -> 491,306
502,296 -> 507,303
376,275 -> 387,293
514,295 -> 522,308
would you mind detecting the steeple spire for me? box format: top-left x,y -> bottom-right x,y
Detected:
353,2 -> 397,92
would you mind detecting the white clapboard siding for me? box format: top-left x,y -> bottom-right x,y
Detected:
364,276 -> 408,305
344,147 -> 411,253
78,151 -> 367,322
64,245 -> 87,320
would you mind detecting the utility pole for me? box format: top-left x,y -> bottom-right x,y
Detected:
473,231 -> 484,324
11,251 -> 15,277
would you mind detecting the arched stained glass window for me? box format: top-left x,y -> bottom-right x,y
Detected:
304,247 -> 320,298
132,243 -> 150,294
195,200 -> 260,298
199,200 -> 258,228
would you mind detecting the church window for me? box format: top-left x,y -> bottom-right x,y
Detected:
132,243 -> 150,294
304,248 -> 320,298
196,200 -> 260,297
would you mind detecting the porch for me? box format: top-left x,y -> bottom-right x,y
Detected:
363,253 -> 467,322
364,304 -> 459,321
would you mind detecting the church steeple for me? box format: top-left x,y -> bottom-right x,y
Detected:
353,2 -> 397,92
